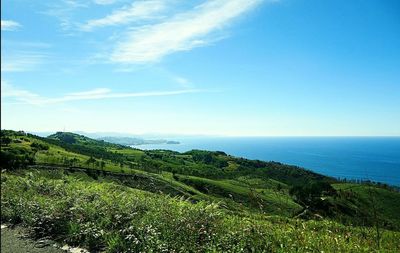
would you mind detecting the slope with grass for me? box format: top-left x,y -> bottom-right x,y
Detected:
2,170 -> 400,252
1,130 -> 400,252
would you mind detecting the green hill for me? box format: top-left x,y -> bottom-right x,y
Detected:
1,130 -> 400,252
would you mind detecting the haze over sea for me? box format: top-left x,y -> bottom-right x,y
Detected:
134,137 -> 400,186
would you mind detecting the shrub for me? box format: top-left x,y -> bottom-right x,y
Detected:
31,142 -> 50,151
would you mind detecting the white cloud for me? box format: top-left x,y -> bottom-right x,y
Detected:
1,20 -> 21,31
1,81 -> 201,105
67,88 -> 112,97
175,76 -> 190,86
111,0 -> 264,63
1,80 -> 43,105
43,0 -> 88,31
93,0 -> 119,5
81,0 -> 168,31
63,0 -> 87,8
2,40 -> 52,49
171,74 -> 193,88
1,51 -> 48,72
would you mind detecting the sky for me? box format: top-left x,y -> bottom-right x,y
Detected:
1,0 -> 400,136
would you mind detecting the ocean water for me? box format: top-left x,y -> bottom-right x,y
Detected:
132,137 -> 400,186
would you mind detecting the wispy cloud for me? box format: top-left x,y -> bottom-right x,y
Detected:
174,76 -> 191,87
43,0 -> 88,31
40,0 -> 269,65
81,0 -> 168,31
1,40 -> 52,72
2,40 -> 52,49
159,68 -> 194,88
93,0 -> 119,5
1,51 -> 48,72
1,20 -> 21,31
111,0 -> 264,63
1,80 -> 42,105
2,81 -> 201,105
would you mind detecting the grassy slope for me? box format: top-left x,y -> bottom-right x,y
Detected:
27,132 -> 307,214
2,170 -> 400,252
333,183 -> 400,229
1,130 -> 400,251
177,174 -> 301,216
2,131 -> 399,220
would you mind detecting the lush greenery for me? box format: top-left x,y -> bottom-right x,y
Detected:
1,130 -> 400,252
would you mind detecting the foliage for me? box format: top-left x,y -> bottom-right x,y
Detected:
0,147 -> 35,170
2,171 -> 400,252
290,181 -> 337,205
186,150 -> 229,168
1,130 -> 400,252
30,142 -> 50,151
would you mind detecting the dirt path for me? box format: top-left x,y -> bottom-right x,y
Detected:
1,225 -> 64,253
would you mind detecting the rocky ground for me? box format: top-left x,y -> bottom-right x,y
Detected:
1,225 -> 88,253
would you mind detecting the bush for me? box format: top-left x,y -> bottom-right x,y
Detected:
290,181 -> 336,205
31,142 -> 50,151
0,148 -> 35,170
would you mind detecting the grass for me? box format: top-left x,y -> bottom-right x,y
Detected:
237,176 -> 289,190
333,183 -> 400,229
2,170 -> 400,253
10,134 -> 299,215
177,175 -> 304,215
2,130 -> 400,252
107,148 -> 144,157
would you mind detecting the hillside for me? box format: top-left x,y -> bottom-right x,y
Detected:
1,130 -> 400,252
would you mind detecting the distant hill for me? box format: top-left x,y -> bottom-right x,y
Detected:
98,136 -> 180,146
28,131 -> 181,146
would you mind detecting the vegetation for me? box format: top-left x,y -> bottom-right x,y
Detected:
1,130 -> 400,252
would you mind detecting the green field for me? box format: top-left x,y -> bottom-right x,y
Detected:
1,130 -> 400,252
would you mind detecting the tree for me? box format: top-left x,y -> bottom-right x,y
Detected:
0,149 -> 34,170
30,142 -> 49,151
70,158 -> 79,167
1,136 -> 12,145
86,156 -> 96,168
290,181 -> 336,206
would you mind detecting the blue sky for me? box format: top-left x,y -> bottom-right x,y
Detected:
1,0 -> 399,136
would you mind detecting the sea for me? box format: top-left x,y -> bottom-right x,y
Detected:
132,137 -> 400,186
